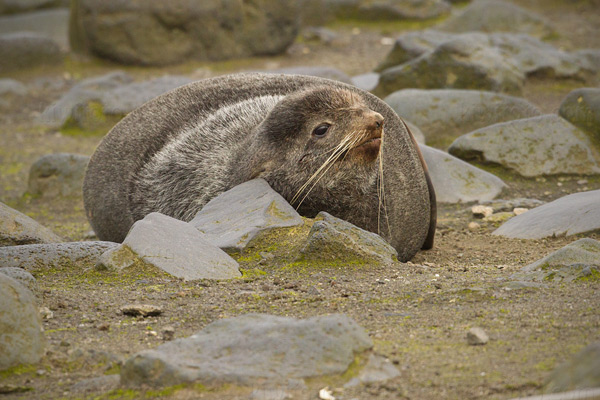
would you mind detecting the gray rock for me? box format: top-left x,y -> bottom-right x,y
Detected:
545,342 -> 600,393
0,267 -> 38,297
421,145 -> 506,203
120,313 -> 372,387
576,49 -> 600,73
344,353 -> 400,388
405,120 -> 425,144
0,241 -> 118,269
351,72 -> 380,92
0,8 -> 69,49
70,375 -> 120,395
27,153 -> 90,198
300,211 -> 398,264
0,0 -> 67,14
559,88 -> 600,138
384,89 -> 541,147
190,179 -> 303,252
0,202 -> 62,246
502,281 -> 548,290
448,115 -> 600,177
264,66 -> 352,84
70,0 -> 299,66
493,191 -> 600,239
101,213 -> 240,281
510,238 -> 600,282
466,327 -> 489,345
0,274 -> 46,370
0,78 -> 27,96
480,198 -> 545,213
301,26 -> 339,45
375,31 -> 593,96
327,0 -> 451,21
437,0 -> 554,38
0,31 -> 62,73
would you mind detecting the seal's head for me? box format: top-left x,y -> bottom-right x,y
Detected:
233,86 -> 387,217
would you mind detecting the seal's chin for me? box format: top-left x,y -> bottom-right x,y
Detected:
348,134 -> 382,162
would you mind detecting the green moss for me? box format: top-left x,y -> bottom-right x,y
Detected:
239,268 -> 267,280
0,364 -> 37,379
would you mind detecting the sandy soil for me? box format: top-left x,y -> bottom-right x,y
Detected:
1,0 -> 599,399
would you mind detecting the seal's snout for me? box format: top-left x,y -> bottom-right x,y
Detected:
371,111 -> 384,130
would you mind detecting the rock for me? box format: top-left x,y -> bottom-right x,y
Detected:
327,0 -> 451,21
70,375 -> 120,395
120,304 -> 162,317
472,205 -> 494,219
299,211 -> 397,264
0,78 -> 27,96
375,31 -> 593,96
513,207 -> 528,216
480,198 -> 545,213
502,281 -> 548,290
27,153 -> 89,198
120,313 -> 372,387
0,267 -> 38,298
510,238 -> 600,283
0,0 -> 68,14
0,241 -> 117,269
301,27 -> 339,45
437,0 -> 554,38
576,49 -> 600,73
0,32 -> 62,73
0,202 -> 63,246
405,121 -> 425,144
190,179 -> 303,252
344,353 -> 400,388
265,67 -> 352,84
384,89 -> 541,147
0,274 -> 46,370
545,342 -> 600,393
70,0 -> 299,66
466,327 -> 489,345
468,222 -> 480,231
494,191 -> 600,239
421,146 -> 506,203
559,88 -> 600,138
100,213 -> 241,281
483,212 -> 513,224
0,9 -> 69,49
351,72 -> 380,92
448,115 -> 600,177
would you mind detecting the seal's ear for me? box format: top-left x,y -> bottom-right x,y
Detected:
400,119 -> 436,250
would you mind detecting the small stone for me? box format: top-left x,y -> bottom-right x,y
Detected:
513,207 -> 528,216
468,222 -> 480,231
472,205 -> 494,218
120,304 -> 162,317
162,326 -> 175,341
578,179 -> 588,185
466,327 -> 489,345
319,387 -> 335,400
39,306 -> 54,319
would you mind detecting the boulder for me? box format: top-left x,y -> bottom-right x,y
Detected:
384,89 -> 541,147
0,0 -> 68,14
436,0 -> 554,38
264,66 -> 352,84
0,78 -> 27,96
421,145 -> 506,203
299,212 -> 398,264
99,213 -> 241,281
69,0 -> 299,66
190,179 -> 303,252
27,153 -> 90,198
448,115 -> 600,177
0,8 -> 69,49
0,274 -> 46,370
0,202 -> 62,246
493,190 -> 600,239
121,313 -> 373,387
351,72 -> 380,92
0,32 -> 62,73
559,88 -> 600,139
0,267 -> 38,298
0,241 -> 118,269
545,342 -> 600,393
326,0 -> 451,21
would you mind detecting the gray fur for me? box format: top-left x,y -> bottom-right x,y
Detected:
83,73 -> 435,261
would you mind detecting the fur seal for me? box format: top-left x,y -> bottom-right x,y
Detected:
83,73 -> 435,261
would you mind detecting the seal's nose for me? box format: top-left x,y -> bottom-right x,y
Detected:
368,111 -> 384,130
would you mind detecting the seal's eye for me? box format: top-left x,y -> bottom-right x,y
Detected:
312,124 -> 330,138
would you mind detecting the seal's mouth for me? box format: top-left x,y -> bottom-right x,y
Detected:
347,130 -> 383,162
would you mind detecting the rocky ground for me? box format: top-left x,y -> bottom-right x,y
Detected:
1,0 -> 600,399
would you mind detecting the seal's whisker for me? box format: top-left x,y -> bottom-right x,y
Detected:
377,130 -> 391,238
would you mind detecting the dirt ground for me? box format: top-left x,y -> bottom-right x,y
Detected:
1,0 -> 600,399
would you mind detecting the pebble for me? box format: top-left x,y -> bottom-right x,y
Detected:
466,327 -> 489,345
120,304 -> 162,317
513,207 -> 529,215
468,222 -> 481,231
472,205 -> 494,218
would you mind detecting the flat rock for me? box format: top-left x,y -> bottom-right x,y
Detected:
120,313 -> 372,387
479,198 -> 545,213
466,327 -> 489,345
344,353 -> 400,388
300,211 -> 397,264
101,213 -> 240,281
0,8 -> 69,49
326,0 -> 451,21
510,238 -> 600,282
545,342 -> 600,393
70,0 -> 299,66
0,202 -> 62,246
385,89 -> 541,147
559,88 -> 600,138
264,67 -> 352,84
0,0 -> 67,15
493,191 -> 600,239
0,241 -> 118,269
421,145 -> 506,203
27,153 -> 90,198
0,78 -> 27,96
0,274 -> 46,370
437,0 -> 554,38
0,267 -> 38,298
190,179 -> 303,252
0,31 -> 62,73
448,115 -> 600,177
